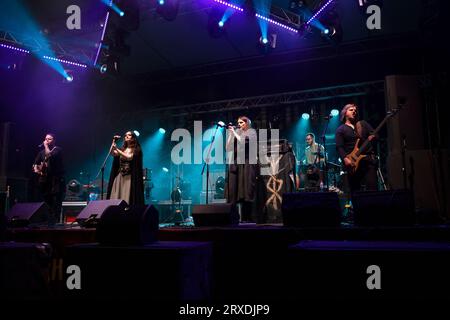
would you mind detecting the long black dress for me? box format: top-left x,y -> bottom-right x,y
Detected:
107,147 -> 144,206
225,129 -> 258,221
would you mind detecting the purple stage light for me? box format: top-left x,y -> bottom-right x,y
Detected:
306,0 -> 335,25
213,0 -> 244,12
0,43 -> 30,54
42,56 -> 87,68
255,14 -> 298,33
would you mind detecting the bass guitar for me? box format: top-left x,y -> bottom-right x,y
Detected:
345,107 -> 401,175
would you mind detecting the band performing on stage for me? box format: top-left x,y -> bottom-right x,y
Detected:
2,0 -> 449,303
25,103 -> 387,225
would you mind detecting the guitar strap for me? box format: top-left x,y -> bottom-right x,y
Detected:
355,121 -> 363,139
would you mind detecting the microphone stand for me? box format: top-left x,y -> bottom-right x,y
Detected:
95,139 -> 116,200
401,134 -> 408,189
320,116 -> 331,191
201,124 -> 221,204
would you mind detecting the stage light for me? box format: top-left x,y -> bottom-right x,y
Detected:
133,130 -> 140,137
320,10 -> 342,44
159,128 -> 166,134
258,34 -> 277,54
156,0 -> 180,21
67,180 -> 82,194
63,69 -> 74,83
358,0 -> 383,10
208,7 -> 228,38
302,113 -> 310,120
330,109 -> 339,117
162,167 -> 169,173
102,0 -> 127,19
100,64 -> 108,74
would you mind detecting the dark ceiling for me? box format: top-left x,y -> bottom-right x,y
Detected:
112,0 -> 422,75
1,0 -> 427,77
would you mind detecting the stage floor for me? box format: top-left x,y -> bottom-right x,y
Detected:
3,222 -> 450,300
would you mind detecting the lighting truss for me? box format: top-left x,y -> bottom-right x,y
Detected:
0,29 -> 93,67
137,80 -> 385,116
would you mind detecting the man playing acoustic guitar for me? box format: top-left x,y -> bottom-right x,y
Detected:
33,133 -> 65,226
335,104 -> 378,193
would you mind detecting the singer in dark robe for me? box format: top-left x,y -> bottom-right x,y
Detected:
107,131 -> 144,205
225,116 -> 258,222
33,133 -> 65,226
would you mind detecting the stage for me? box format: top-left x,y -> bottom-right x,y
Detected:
3,221 -> 450,300
1,0 -> 449,308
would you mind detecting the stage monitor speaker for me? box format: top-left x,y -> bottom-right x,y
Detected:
76,199 -> 127,227
192,203 -> 239,227
282,192 -> 341,227
5,202 -> 49,227
352,189 -> 415,226
96,205 -> 159,245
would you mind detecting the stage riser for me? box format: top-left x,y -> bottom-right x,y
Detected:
4,226 -> 450,300
0,242 -> 52,299
287,241 -> 450,299
64,242 -> 212,300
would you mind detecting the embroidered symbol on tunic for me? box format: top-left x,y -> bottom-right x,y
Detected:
264,155 -> 284,210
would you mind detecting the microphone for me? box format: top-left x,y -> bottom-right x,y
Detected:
113,135 -> 121,141
227,122 -> 238,129
38,143 -> 43,148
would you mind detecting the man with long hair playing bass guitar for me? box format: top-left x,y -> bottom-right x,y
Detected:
335,104 -> 378,193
